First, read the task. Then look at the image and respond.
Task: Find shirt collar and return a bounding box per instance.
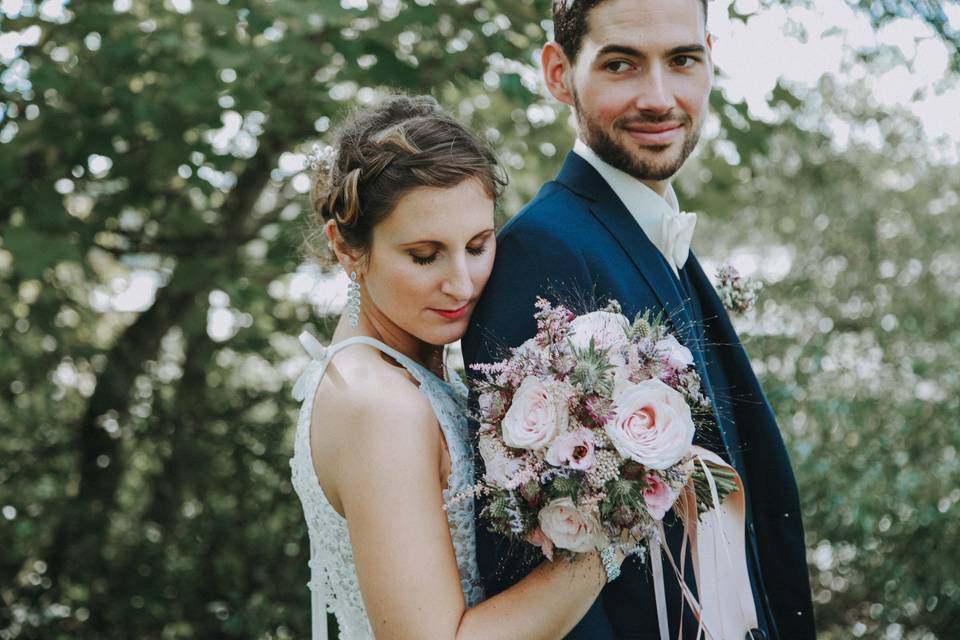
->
[572,138,681,249]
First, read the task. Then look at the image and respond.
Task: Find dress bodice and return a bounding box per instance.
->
[289,333,483,640]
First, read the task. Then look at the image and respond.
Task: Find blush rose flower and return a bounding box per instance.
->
[538,497,608,553]
[655,334,694,371]
[568,311,630,353]
[642,473,677,521]
[605,378,696,470]
[545,428,596,470]
[478,433,523,486]
[501,376,568,450]
[525,527,555,561]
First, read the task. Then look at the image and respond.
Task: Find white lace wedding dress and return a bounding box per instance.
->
[290,332,484,640]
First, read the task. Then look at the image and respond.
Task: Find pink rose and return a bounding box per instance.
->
[501,376,568,450]
[655,334,694,371]
[642,473,677,521]
[605,378,695,470]
[568,311,630,353]
[545,428,596,470]
[538,497,608,553]
[478,433,523,487]
[525,527,555,561]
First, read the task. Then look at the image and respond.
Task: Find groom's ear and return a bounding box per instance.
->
[541,42,575,107]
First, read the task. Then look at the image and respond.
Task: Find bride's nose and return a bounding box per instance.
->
[440,253,473,301]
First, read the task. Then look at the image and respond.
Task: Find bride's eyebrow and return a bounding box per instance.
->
[397,239,445,249]
[470,228,496,241]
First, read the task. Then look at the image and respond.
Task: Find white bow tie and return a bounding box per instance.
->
[660,210,697,273]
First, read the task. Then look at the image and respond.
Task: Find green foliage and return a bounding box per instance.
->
[601,478,645,516]
[690,461,739,516]
[546,474,583,501]
[680,69,960,638]
[1,0,958,639]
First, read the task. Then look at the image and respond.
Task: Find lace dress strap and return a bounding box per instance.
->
[294,332,433,395]
[324,334,430,376]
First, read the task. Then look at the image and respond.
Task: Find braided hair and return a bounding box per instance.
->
[306,95,506,265]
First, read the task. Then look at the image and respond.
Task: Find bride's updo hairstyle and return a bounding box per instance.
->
[307,95,506,265]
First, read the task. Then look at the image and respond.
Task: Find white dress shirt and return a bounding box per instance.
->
[573,138,696,278]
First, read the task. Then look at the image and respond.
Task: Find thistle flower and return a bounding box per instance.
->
[715,264,762,315]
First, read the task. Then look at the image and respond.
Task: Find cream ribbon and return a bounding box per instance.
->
[649,445,758,640]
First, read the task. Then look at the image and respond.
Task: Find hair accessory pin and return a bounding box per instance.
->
[308,143,336,173]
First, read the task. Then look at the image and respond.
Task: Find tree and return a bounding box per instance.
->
[1,0,957,637]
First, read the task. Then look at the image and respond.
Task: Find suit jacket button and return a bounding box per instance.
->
[745,630,767,640]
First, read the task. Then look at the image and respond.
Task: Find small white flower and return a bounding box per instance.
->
[478,434,523,487]
[568,311,630,353]
[655,334,694,371]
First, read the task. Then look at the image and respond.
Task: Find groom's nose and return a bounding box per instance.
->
[633,65,674,113]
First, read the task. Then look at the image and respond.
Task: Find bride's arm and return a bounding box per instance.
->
[332,381,612,640]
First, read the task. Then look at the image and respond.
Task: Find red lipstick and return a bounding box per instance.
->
[432,304,469,321]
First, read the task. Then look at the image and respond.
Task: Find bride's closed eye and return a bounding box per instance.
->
[466,243,488,257]
[410,252,439,265]
[409,241,489,266]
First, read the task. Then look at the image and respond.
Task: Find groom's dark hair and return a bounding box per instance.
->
[552,0,708,62]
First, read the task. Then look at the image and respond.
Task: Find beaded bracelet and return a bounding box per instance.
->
[600,544,621,583]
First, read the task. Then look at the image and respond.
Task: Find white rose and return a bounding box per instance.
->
[501,376,568,450]
[568,311,630,353]
[605,378,695,470]
[478,391,505,422]
[655,334,694,371]
[478,433,523,487]
[538,497,608,553]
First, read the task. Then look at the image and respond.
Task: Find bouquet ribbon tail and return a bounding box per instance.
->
[650,446,759,640]
[648,446,758,640]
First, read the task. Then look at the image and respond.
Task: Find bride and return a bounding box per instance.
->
[290,95,625,640]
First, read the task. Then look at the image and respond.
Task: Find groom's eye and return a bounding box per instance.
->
[672,55,698,68]
[604,60,633,74]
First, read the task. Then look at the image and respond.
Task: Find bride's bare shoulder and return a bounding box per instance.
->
[310,349,437,445]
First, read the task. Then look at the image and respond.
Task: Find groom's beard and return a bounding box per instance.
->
[574,93,703,182]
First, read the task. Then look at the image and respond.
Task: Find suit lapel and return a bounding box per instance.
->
[679,258,736,458]
[555,153,699,352]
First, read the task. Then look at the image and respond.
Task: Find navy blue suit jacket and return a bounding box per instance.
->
[462,153,816,639]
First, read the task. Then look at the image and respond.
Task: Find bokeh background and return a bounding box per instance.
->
[1,0,959,638]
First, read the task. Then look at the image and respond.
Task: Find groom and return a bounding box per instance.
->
[463,0,815,638]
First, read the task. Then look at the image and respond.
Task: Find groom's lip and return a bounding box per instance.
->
[623,122,683,145]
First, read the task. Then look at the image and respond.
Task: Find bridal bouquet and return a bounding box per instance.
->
[470,298,738,561]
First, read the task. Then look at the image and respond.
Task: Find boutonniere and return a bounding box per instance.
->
[715,264,762,315]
